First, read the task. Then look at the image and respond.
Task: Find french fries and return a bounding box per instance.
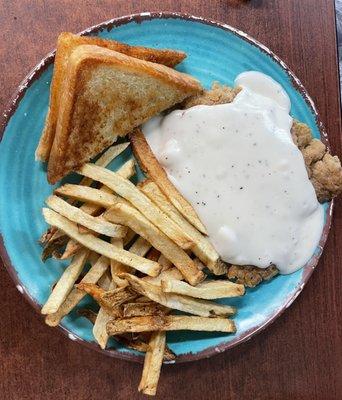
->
[41,248,89,314]
[138,332,166,396]
[130,128,207,234]
[78,163,193,250]
[120,273,236,317]
[161,279,245,299]
[104,202,205,286]
[123,302,169,318]
[77,283,137,316]
[59,159,136,259]
[39,138,243,396]
[93,236,152,349]
[107,315,236,335]
[139,179,227,274]
[55,184,120,208]
[45,255,110,326]
[42,209,161,277]
[46,195,127,238]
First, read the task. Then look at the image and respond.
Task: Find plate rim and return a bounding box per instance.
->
[0,11,333,364]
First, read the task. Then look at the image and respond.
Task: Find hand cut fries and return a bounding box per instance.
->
[107,315,236,335]
[55,184,120,208]
[41,248,89,314]
[93,235,152,349]
[139,179,227,275]
[58,159,136,260]
[104,202,205,286]
[78,163,193,250]
[123,302,169,318]
[43,209,161,277]
[138,332,166,396]
[120,273,236,317]
[77,283,138,316]
[161,279,245,299]
[45,255,110,326]
[46,195,127,238]
[130,128,207,234]
[39,138,244,396]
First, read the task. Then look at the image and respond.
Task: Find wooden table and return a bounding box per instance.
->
[0,1,341,399]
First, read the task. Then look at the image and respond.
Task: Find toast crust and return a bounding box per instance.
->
[47,45,202,183]
[36,32,186,162]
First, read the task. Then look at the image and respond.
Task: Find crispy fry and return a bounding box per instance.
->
[77,283,137,316]
[46,195,127,238]
[161,279,245,299]
[41,232,68,261]
[39,226,60,245]
[41,145,131,252]
[115,334,150,354]
[79,142,130,187]
[138,331,166,396]
[139,179,226,275]
[77,308,98,325]
[121,273,235,317]
[55,184,120,208]
[45,255,110,326]
[93,236,151,348]
[105,203,204,286]
[143,267,184,285]
[59,159,136,259]
[60,239,81,260]
[123,302,169,318]
[130,128,207,234]
[108,315,236,335]
[41,248,89,314]
[78,163,192,249]
[43,209,161,277]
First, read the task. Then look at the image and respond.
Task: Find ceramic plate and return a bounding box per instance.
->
[0,12,333,363]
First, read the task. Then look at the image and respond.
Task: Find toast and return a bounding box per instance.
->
[36,32,186,162]
[47,45,202,184]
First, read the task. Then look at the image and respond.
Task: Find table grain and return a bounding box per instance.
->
[0,1,341,399]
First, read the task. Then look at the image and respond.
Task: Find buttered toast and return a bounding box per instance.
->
[47,44,202,184]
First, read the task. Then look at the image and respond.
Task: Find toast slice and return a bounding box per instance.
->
[36,32,186,162]
[47,44,202,184]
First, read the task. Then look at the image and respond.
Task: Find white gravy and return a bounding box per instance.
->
[142,71,324,274]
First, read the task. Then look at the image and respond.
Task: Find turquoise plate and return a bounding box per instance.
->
[0,13,333,363]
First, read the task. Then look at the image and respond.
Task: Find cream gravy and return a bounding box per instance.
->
[142,71,324,274]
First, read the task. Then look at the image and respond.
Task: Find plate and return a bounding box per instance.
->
[0,12,333,363]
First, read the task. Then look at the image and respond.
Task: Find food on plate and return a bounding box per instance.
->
[34,33,342,396]
[35,32,186,163]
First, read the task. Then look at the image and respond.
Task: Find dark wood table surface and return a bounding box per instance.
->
[0,1,341,399]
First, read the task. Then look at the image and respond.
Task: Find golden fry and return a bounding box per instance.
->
[107,315,236,335]
[78,163,192,249]
[120,273,235,317]
[41,248,89,314]
[104,203,204,286]
[45,255,110,326]
[43,208,161,277]
[138,331,166,396]
[161,279,245,299]
[140,179,226,275]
